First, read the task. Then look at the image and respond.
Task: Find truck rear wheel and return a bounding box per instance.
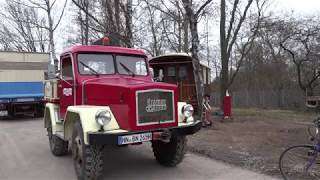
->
[47,121,68,156]
[152,135,187,167]
[72,121,104,180]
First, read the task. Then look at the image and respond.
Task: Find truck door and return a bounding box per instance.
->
[58,56,74,119]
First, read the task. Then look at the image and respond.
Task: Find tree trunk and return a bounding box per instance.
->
[84,0,89,45]
[183,14,189,53]
[124,0,133,47]
[46,0,56,62]
[219,0,228,110]
[182,0,204,118]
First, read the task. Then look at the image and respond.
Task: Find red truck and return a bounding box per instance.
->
[44,44,201,180]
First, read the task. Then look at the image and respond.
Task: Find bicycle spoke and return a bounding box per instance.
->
[279,145,320,180]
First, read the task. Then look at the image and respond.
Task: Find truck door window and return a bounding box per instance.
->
[61,58,73,80]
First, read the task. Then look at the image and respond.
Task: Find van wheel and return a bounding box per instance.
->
[72,121,104,180]
[152,135,187,167]
[47,121,68,156]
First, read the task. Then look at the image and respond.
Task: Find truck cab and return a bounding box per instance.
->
[44,45,201,180]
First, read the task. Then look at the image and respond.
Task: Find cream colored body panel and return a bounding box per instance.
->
[45,102,195,145]
[64,105,120,144]
[44,80,59,100]
[44,103,63,134]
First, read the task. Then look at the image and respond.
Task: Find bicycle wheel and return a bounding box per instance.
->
[279,145,320,180]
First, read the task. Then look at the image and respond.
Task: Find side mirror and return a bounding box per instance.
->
[55,73,61,79]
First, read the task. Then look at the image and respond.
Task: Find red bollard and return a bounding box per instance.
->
[223,95,232,119]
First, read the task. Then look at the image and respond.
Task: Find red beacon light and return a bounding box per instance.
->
[102,36,110,46]
[91,36,110,46]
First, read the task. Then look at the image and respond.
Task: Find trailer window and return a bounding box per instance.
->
[167,66,175,77]
[178,66,187,79]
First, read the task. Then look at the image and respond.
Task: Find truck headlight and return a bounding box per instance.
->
[182,104,194,118]
[95,110,112,126]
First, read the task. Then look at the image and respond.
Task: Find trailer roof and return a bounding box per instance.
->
[62,45,146,56]
[149,53,210,69]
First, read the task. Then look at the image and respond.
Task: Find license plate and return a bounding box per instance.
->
[0,110,8,116]
[118,132,152,145]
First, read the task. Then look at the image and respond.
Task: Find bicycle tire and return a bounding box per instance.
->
[279,144,320,180]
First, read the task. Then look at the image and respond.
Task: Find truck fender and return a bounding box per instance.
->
[44,103,62,134]
[64,106,120,145]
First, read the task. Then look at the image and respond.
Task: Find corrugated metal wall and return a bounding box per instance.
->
[0,51,49,82]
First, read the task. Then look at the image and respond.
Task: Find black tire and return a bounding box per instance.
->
[152,135,187,167]
[35,106,44,118]
[72,121,104,180]
[279,144,320,180]
[47,121,68,156]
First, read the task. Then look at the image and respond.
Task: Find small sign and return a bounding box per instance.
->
[63,88,72,96]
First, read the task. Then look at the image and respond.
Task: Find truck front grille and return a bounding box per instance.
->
[136,89,174,126]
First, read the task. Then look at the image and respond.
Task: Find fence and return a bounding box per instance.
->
[211,89,306,110]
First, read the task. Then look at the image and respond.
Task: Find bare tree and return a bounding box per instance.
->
[219,0,267,109]
[182,0,213,117]
[279,17,320,95]
[6,0,67,60]
[72,0,133,47]
[74,0,90,45]
[0,0,50,52]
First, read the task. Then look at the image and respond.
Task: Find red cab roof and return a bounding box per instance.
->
[62,45,146,56]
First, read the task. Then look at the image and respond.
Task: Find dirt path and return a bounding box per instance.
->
[188,109,318,177]
[0,116,279,180]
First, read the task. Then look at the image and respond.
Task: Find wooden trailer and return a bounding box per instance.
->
[149,53,211,112]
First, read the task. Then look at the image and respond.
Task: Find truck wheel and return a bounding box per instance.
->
[72,121,104,180]
[152,135,187,167]
[47,121,68,156]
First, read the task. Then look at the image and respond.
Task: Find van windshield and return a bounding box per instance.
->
[77,54,147,76]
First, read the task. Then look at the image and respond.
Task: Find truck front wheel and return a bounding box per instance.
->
[72,121,104,180]
[47,121,68,156]
[152,135,187,167]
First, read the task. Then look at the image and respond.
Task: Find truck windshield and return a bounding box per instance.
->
[78,54,115,75]
[116,55,147,76]
[77,54,147,76]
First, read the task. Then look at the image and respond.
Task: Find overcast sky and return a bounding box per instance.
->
[1,0,319,54]
[274,0,320,15]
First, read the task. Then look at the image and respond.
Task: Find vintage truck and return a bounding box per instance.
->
[44,45,201,180]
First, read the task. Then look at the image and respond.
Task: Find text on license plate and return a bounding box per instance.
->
[118,132,152,145]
